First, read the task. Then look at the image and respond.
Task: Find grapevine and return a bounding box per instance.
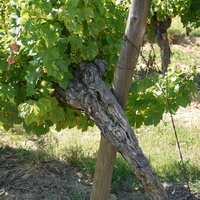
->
[0,0,198,133]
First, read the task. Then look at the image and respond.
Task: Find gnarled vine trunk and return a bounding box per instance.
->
[91,1,152,199]
[53,59,169,199]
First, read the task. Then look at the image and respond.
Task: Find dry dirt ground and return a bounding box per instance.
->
[0,148,200,200]
[1,37,200,200]
[0,137,200,200]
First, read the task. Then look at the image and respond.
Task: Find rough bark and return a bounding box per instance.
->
[53,59,169,199]
[151,14,172,74]
[91,1,152,199]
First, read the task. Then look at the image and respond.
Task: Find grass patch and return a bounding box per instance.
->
[191,28,200,37]
[171,49,199,65]
[1,113,200,193]
[112,154,137,194]
[169,16,200,37]
[62,142,97,178]
[68,191,87,200]
[169,16,186,35]
[140,41,200,74]
[137,120,200,190]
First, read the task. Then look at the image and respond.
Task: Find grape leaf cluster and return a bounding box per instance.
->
[0,0,127,134]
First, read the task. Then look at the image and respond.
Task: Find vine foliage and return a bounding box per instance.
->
[150,0,200,33]
[0,0,126,134]
[0,0,198,135]
[127,66,197,128]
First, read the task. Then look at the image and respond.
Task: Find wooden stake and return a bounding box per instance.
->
[90,136,116,200]
[91,0,151,199]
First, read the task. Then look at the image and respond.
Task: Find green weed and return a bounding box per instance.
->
[111,153,137,194]
[137,120,200,190]
[68,192,85,200]
[62,143,97,178]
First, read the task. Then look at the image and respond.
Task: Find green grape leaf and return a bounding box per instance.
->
[23,122,50,136]
[88,25,99,36]
[25,67,41,85]
[42,1,52,14]
[128,112,144,128]
[81,41,98,60]
[95,17,106,32]
[68,35,83,49]
[33,123,50,136]
[26,85,35,97]
[82,7,94,21]
[50,107,65,123]
[176,95,188,108]
[38,98,53,112]
[38,23,59,47]
[67,0,79,8]
[144,107,163,126]
[58,72,73,89]
[64,19,83,33]
[1,85,16,100]
[24,113,35,126]
[93,0,105,15]
[66,7,77,19]
[55,59,69,72]
[42,47,60,65]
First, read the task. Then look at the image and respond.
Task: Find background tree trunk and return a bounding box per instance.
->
[151,14,172,74]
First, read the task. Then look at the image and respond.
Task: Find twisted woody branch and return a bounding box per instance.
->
[53,59,168,199]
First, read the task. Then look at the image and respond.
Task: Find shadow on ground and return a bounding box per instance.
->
[0,145,92,200]
[0,146,200,200]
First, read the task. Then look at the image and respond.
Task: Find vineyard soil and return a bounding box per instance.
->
[0,140,200,200]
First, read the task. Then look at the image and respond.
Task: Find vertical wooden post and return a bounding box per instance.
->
[91,0,151,199]
[90,137,116,200]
